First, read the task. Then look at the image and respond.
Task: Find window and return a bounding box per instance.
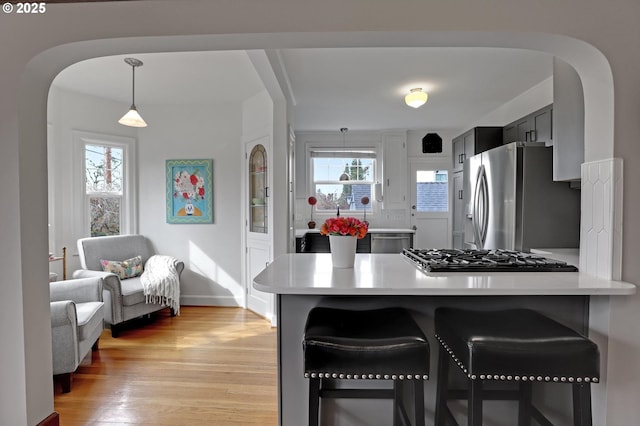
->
[415,170,449,212]
[85,144,124,236]
[311,150,376,213]
[75,131,136,238]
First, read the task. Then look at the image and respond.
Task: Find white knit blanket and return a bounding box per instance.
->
[141,255,180,315]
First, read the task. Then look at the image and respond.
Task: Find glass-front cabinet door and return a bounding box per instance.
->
[249,144,268,233]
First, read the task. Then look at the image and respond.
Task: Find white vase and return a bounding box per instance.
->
[329,235,357,268]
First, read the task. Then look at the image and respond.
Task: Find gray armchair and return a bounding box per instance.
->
[74,234,184,337]
[50,277,104,393]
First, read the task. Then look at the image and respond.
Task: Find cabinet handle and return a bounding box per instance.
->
[265,187,269,198]
[458,190,463,200]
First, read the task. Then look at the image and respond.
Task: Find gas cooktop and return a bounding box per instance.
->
[401,248,579,273]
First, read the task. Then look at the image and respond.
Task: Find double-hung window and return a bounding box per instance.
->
[85,144,124,236]
[310,150,376,213]
[76,131,136,237]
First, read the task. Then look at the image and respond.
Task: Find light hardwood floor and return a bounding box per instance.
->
[53,306,278,425]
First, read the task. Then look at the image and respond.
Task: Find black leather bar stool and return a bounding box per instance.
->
[434,307,600,426]
[303,307,430,426]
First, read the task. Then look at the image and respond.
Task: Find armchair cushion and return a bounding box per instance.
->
[76,301,104,341]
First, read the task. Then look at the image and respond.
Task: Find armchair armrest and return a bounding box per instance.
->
[50,300,77,327]
[175,260,185,276]
[50,277,103,304]
[50,300,80,375]
[73,270,124,325]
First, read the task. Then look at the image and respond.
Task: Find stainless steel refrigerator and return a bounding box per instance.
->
[464,142,580,251]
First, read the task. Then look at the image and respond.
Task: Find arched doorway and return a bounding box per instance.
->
[19,31,615,422]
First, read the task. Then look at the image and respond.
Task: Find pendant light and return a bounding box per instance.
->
[339,127,350,181]
[118,58,147,128]
[405,88,428,108]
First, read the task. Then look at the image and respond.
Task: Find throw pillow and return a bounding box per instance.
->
[100,256,144,280]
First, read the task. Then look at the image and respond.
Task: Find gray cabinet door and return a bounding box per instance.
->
[504,118,529,143]
[531,106,553,146]
[463,130,475,164]
[504,105,553,145]
[452,135,465,173]
[503,123,517,144]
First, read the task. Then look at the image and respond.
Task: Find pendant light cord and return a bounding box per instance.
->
[131,65,136,108]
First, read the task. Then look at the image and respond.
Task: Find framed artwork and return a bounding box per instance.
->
[166,159,213,224]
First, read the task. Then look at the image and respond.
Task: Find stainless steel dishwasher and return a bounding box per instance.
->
[370,233,413,253]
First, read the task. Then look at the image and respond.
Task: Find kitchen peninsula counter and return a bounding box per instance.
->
[254,254,635,426]
[254,253,634,296]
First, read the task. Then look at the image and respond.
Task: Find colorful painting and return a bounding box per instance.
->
[166,159,213,224]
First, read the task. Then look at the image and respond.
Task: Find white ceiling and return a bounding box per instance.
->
[52,47,553,132]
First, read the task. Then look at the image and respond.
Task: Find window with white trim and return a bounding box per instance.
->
[75,131,136,237]
[311,150,376,213]
[84,144,124,236]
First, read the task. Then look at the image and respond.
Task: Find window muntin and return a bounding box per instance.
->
[311,152,375,212]
[415,170,449,212]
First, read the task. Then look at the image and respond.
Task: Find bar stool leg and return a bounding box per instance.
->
[393,379,403,426]
[434,346,450,426]
[414,380,425,426]
[309,377,320,426]
[518,381,532,426]
[572,383,593,426]
[468,379,483,426]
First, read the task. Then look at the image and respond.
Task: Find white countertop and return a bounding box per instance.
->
[296,228,414,237]
[253,253,636,296]
[530,248,580,267]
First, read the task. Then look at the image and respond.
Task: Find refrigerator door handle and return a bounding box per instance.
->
[472,166,482,248]
[479,169,489,246]
[472,165,489,249]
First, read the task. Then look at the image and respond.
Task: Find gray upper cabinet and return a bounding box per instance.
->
[452,135,465,173]
[531,106,553,146]
[452,127,503,173]
[503,104,553,146]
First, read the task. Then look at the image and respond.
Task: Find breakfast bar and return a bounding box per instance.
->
[253,253,635,425]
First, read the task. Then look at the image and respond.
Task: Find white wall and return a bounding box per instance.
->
[47,88,138,271]
[47,89,248,307]
[138,102,245,306]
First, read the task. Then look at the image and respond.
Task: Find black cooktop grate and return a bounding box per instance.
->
[401,248,578,272]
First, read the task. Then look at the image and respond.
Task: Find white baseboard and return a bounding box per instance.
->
[180,295,242,307]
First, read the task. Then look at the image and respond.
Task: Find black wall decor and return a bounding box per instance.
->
[422,133,443,153]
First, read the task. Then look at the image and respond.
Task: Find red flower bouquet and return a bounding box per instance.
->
[320,216,368,239]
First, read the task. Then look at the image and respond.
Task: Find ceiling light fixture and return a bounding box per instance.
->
[339,127,350,181]
[118,58,147,128]
[405,88,428,108]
